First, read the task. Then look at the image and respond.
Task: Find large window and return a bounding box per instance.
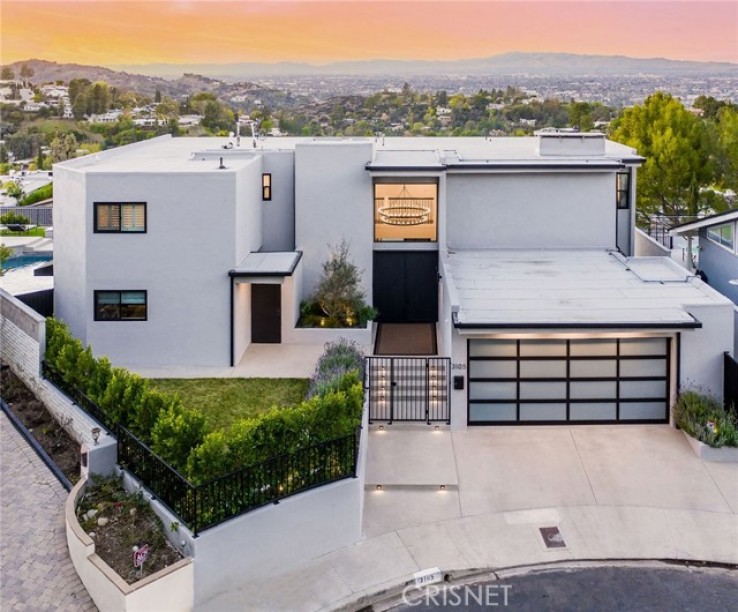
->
[94,290,147,321]
[706,222,734,250]
[616,172,630,209]
[94,202,146,233]
[374,181,438,242]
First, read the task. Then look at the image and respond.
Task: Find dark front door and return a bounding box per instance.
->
[251,284,281,343]
[373,251,438,323]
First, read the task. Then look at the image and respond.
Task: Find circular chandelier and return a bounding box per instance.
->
[377,185,432,226]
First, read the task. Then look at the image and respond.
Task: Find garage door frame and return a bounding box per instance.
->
[467,336,672,425]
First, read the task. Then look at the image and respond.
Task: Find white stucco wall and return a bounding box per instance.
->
[53,165,89,343]
[81,164,258,367]
[235,156,263,264]
[680,303,734,399]
[261,150,296,252]
[294,141,374,302]
[445,172,616,249]
[233,282,251,364]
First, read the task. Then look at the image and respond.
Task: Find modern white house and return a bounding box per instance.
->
[53,132,735,427]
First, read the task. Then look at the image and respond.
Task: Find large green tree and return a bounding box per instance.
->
[610,92,718,221]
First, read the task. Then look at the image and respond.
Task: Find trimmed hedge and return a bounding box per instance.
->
[44,320,365,482]
[20,182,53,206]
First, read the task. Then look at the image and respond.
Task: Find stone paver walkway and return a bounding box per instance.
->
[0,411,95,612]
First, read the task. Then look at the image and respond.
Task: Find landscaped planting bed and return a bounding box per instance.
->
[0,365,80,483]
[76,475,183,583]
[148,377,309,431]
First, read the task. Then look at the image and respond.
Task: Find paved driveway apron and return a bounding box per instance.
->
[0,411,96,611]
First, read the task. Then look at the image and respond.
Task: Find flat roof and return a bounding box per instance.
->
[445,249,730,329]
[229,251,301,277]
[56,134,641,174]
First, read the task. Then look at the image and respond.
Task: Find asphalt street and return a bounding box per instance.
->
[395,564,738,611]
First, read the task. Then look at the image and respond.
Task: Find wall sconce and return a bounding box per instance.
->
[91,427,101,445]
[376,485,383,491]
[439,485,446,491]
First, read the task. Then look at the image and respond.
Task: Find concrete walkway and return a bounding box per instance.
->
[0,411,96,612]
[205,425,738,611]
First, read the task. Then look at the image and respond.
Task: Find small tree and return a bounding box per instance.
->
[312,240,368,325]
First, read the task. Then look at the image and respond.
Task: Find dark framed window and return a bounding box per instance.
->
[706,222,735,250]
[262,173,272,201]
[616,172,630,209]
[94,290,147,321]
[94,202,146,233]
[374,179,438,242]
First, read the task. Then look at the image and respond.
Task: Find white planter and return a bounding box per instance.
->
[66,478,194,612]
[283,321,373,346]
[682,431,738,463]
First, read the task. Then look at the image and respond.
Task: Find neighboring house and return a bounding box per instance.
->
[53,132,734,428]
[670,210,738,305]
[671,210,738,354]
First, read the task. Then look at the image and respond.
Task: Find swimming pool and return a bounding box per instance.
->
[2,253,53,271]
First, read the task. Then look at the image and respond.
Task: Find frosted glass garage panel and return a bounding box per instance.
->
[520,340,567,357]
[520,360,566,378]
[570,381,617,399]
[620,402,667,420]
[570,360,617,378]
[520,403,567,421]
[620,380,666,399]
[469,340,517,357]
[570,403,617,421]
[619,338,668,356]
[469,403,517,422]
[520,382,567,400]
[469,361,516,379]
[570,339,617,356]
[620,359,666,378]
[469,382,516,400]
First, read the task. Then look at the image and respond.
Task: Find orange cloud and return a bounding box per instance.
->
[1,2,736,66]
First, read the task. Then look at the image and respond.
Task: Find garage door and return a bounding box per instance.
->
[468,337,670,424]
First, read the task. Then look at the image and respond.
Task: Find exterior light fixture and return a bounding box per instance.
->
[439,485,446,491]
[434,425,440,431]
[91,427,101,445]
[376,485,383,491]
[379,425,384,431]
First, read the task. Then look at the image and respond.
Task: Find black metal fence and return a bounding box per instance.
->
[0,206,53,226]
[41,362,360,535]
[725,352,738,415]
[366,356,451,423]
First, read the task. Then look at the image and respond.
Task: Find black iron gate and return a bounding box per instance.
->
[725,352,738,416]
[366,357,450,423]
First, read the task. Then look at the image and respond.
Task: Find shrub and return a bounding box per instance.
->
[308,338,365,398]
[0,212,31,225]
[674,389,738,448]
[151,403,207,473]
[20,182,52,206]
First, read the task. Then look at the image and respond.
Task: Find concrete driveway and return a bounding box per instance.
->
[363,424,738,537]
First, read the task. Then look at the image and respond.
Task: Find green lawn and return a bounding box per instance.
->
[0,227,46,237]
[148,378,310,431]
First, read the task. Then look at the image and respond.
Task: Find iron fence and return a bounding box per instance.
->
[725,352,738,416]
[41,361,361,535]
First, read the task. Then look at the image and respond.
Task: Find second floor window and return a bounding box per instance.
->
[95,202,146,233]
[616,173,630,209]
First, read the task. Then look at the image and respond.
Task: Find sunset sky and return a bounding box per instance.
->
[1,1,736,67]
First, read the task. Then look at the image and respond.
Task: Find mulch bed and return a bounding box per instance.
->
[1,364,184,583]
[1,365,80,483]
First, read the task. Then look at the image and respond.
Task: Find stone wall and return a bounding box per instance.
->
[1,288,116,473]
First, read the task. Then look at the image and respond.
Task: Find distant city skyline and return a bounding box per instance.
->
[2,1,737,67]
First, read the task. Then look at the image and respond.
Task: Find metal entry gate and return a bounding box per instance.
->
[366,357,451,423]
